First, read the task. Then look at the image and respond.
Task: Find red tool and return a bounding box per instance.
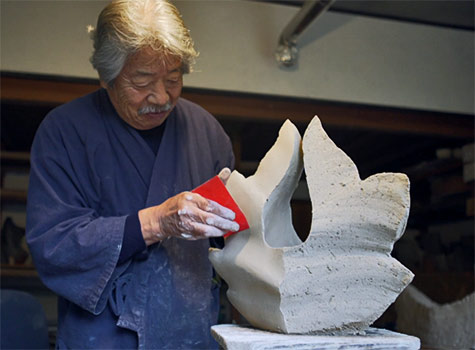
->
[192,176,249,237]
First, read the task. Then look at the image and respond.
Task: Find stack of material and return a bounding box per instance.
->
[395,285,475,349]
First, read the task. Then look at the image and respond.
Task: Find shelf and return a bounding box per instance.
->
[1,264,37,278]
[1,188,28,203]
[412,271,474,304]
[1,151,30,163]
[403,158,463,182]
[1,264,49,290]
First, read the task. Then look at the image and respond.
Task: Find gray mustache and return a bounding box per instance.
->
[138,101,172,115]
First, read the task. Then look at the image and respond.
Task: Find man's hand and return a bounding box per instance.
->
[139,191,239,246]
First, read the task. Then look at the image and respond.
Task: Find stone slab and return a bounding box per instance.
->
[211,324,420,350]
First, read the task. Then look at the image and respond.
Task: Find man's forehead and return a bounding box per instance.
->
[125,49,182,75]
[134,66,181,76]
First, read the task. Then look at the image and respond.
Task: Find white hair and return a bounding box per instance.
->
[89,0,198,86]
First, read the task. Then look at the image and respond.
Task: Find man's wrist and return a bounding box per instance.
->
[139,206,167,245]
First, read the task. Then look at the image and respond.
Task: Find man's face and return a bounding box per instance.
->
[103,47,183,130]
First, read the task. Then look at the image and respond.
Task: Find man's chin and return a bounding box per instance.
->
[135,111,170,130]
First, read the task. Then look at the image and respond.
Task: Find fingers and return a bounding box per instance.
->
[189,193,235,221]
[203,212,239,232]
[206,199,236,221]
[173,192,239,240]
[179,223,226,240]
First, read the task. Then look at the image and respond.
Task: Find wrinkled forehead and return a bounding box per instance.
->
[124,47,183,75]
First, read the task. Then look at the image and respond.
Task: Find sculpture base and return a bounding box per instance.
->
[211,324,420,350]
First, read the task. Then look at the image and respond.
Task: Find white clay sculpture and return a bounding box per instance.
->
[209,116,414,334]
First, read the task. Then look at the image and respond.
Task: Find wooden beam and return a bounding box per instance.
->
[182,90,474,139]
[2,74,473,138]
[1,75,99,105]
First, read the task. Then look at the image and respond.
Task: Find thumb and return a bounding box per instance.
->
[218,167,231,185]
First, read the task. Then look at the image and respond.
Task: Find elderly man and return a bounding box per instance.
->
[26,0,238,348]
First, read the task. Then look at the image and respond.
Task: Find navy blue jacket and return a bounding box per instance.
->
[26,89,234,349]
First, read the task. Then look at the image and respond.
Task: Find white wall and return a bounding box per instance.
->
[1,0,473,115]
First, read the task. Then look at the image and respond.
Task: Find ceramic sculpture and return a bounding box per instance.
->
[209,116,414,334]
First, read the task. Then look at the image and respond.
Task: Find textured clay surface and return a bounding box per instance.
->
[209,116,414,334]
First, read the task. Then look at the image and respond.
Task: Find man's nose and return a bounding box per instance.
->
[147,80,169,105]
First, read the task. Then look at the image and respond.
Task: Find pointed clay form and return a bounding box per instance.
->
[209,116,414,334]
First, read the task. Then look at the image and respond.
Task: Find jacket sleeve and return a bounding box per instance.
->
[26,115,127,315]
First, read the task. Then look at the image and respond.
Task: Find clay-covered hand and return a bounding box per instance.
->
[139,192,239,245]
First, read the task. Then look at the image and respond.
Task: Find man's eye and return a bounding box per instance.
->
[166,77,181,86]
[133,81,150,88]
